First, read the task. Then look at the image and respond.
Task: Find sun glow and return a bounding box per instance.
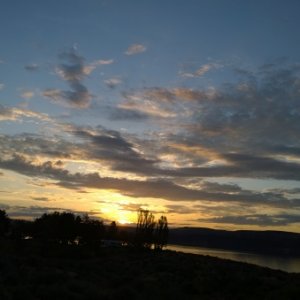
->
[118,219,130,225]
[99,202,135,225]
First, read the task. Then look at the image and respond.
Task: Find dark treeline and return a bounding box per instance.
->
[0,209,168,251]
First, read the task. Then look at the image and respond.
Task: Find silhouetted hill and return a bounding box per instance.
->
[0,239,299,299]
[168,227,300,256]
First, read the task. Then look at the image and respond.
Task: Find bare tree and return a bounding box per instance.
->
[154,216,169,250]
[135,209,155,248]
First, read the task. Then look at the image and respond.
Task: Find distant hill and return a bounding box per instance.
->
[168,227,300,256]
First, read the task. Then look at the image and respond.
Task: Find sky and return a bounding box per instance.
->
[1,0,300,232]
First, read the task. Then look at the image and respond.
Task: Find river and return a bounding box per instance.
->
[166,244,300,273]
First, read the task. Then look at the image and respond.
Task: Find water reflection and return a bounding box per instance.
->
[166,244,300,273]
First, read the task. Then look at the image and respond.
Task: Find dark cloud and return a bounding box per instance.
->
[117,202,148,212]
[200,181,242,193]
[67,125,159,174]
[0,155,70,181]
[0,131,158,176]
[267,188,300,195]
[165,205,196,214]
[2,125,300,184]
[155,153,300,181]
[109,107,150,121]
[43,49,92,108]
[118,64,300,176]
[1,203,102,220]
[0,203,10,210]
[31,197,50,202]
[0,134,74,159]
[57,51,86,81]
[181,64,300,156]
[24,63,39,71]
[1,155,300,208]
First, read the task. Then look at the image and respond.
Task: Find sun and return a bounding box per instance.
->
[118,219,130,225]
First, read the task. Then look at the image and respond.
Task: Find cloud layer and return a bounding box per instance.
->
[1,60,300,229]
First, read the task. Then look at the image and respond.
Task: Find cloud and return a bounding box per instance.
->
[166,204,196,214]
[82,59,114,76]
[94,59,114,65]
[0,203,10,210]
[267,188,300,195]
[0,129,156,174]
[115,87,210,121]
[183,65,300,153]
[24,63,39,71]
[1,154,300,209]
[200,181,242,193]
[118,100,176,119]
[31,197,50,202]
[55,53,113,80]
[109,107,149,121]
[117,202,148,212]
[125,44,146,55]
[118,90,178,119]
[0,83,5,91]
[180,63,220,78]
[67,125,159,173]
[43,85,92,108]
[20,90,35,99]
[2,58,300,229]
[0,105,51,122]
[195,64,215,76]
[0,133,76,160]
[138,64,300,181]
[1,203,102,219]
[161,153,300,181]
[104,77,122,89]
[43,49,93,108]
[0,155,70,181]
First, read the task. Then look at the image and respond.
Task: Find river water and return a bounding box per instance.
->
[166,244,300,273]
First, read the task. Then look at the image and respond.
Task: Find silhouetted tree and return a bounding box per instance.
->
[135,209,155,248]
[107,221,118,240]
[0,209,10,237]
[10,220,34,240]
[154,215,169,250]
[78,214,105,247]
[33,212,80,244]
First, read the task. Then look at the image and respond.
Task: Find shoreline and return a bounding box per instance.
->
[166,244,300,273]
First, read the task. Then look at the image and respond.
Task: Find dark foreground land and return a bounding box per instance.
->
[1,240,300,300]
